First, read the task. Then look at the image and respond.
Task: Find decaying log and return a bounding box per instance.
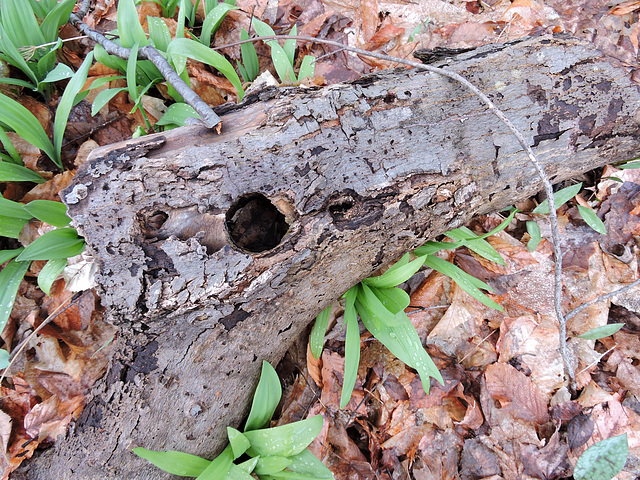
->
[18,35,640,479]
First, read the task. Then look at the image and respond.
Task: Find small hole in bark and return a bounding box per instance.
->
[143,210,168,231]
[226,193,288,252]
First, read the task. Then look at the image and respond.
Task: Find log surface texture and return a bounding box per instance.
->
[17,35,640,479]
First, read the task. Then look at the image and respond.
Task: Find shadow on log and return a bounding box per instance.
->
[17,35,640,479]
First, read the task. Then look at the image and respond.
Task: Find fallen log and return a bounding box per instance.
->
[18,35,640,479]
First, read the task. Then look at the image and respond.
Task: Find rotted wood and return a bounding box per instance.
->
[18,35,640,479]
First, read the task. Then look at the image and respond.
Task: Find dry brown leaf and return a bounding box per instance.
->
[21,171,75,203]
[609,0,640,15]
[484,362,549,424]
[306,343,322,387]
[23,395,84,442]
[576,380,614,408]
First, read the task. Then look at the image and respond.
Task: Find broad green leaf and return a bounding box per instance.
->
[254,456,292,475]
[132,447,211,477]
[235,457,259,474]
[356,298,443,393]
[40,0,76,42]
[574,434,628,480]
[0,249,22,265]
[148,16,172,52]
[533,182,583,214]
[358,283,405,326]
[88,75,125,90]
[156,103,200,127]
[244,415,323,457]
[617,159,640,169]
[167,38,244,100]
[117,0,148,48]
[92,87,127,116]
[578,206,606,234]
[41,62,74,84]
[227,427,250,459]
[0,162,45,183]
[200,3,236,46]
[298,55,315,81]
[423,255,503,311]
[0,24,38,86]
[252,18,295,83]
[0,216,28,238]
[226,464,256,480]
[0,349,8,370]
[445,226,505,265]
[363,253,426,288]
[94,44,127,72]
[24,200,71,227]
[285,449,334,479]
[578,323,624,340]
[37,257,67,295]
[341,286,360,408]
[1,0,45,48]
[0,126,22,164]
[309,305,331,360]
[196,445,233,480]
[369,286,410,314]
[53,52,94,169]
[0,93,56,164]
[126,43,140,101]
[176,0,187,38]
[0,197,32,219]
[414,240,460,256]
[526,220,542,252]
[16,228,85,261]
[284,25,297,66]
[0,258,30,334]
[240,29,259,81]
[244,361,282,432]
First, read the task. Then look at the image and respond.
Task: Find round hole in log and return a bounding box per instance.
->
[225,193,288,252]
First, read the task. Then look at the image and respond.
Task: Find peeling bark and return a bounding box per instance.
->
[17,35,640,479]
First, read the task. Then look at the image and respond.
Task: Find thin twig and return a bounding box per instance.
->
[565,277,640,321]
[67,5,221,128]
[216,34,572,388]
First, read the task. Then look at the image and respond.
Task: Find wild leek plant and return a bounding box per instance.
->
[134,361,334,480]
[311,209,518,408]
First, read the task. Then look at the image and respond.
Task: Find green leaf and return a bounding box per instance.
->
[423,255,503,311]
[0,249,22,265]
[0,92,56,164]
[37,258,67,295]
[235,457,259,474]
[196,445,233,480]
[0,197,32,219]
[298,55,315,81]
[358,283,406,326]
[244,415,323,457]
[133,447,211,477]
[341,286,360,409]
[92,87,127,116]
[0,162,45,183]
[117,0,148,48]
[88,75,125,90]
[577,323,624,340]
[0,258,30,334]
[126,43,140,101]
[284,25,297,66]
[285,449,334,479]
[578,206,606,234]
[533,182,583,214]
[156,103,200,127]
[240,29,259,81]
[0,24,38,86]
[227,427,250,459]
[167,38,244,100]
[309,305,331,360]
[254,456,292,475]
[617,159,640,169]
[445,226,505,265]
[176,0,187,38]
[252,18,295,83]
[0,349,9,370]
[0,126,23,165]
[369,286,410,314]
[200,3,236,46]
[0,216,28,238]
[356,298,443,393]
[526,220,542,252]
[574,434,628,480]
[41,62,74,84]
[244,361,282,432]
[94,44,127,72]
[226,464,256,480]
[24,200,71,227]
[53,51,94,169]
[1,0,45,48]
[16,228,85,261]
[413,240,460,256]
[148,16,172,52]
[363,253,426,288]
[40,0,76,42]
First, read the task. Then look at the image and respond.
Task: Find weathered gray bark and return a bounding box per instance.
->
[18,35,640,479]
